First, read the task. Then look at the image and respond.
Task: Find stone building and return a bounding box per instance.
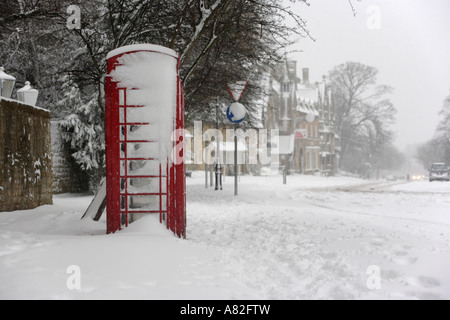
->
[264,59,339,175]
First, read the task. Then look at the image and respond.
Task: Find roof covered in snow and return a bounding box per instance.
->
[297,84,319,105]
[106,44,178,60]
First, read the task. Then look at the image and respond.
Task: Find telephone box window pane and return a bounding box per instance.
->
[128,195,161,211]
[161,195,167,210]
[126,90,146,106]
[120,143,126,158]
[119,108,125,122]
[126,107,158,123]
[121,213,128,226]
[127,160,160,176]
[127,143,159,159]
[121,196,126,210]
[160,181,167,194]
[120,161,125,176]
[128,178,161,194]
[127,125,160,141]
[119,89,125,106]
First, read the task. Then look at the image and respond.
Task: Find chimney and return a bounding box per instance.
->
[302,68,310,84]
[287,60,297,79]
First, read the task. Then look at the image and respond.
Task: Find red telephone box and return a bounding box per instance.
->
[105,44,186,238]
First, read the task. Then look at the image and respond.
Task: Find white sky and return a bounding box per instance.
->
[284,0,450,151]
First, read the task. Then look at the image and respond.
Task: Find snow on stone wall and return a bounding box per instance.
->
[0,99,53,211]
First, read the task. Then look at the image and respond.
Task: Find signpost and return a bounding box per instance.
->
[215,98,222,191]
[227,81,249,103]
[227,82,248,196]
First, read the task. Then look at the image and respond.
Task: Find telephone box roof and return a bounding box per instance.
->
[106,44,178,60]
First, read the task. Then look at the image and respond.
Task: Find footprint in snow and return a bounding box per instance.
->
[384,269,402,281]
[392,256,418,266]
[370,238,386,247]
[407,276,441,289]
[393,250,408,257]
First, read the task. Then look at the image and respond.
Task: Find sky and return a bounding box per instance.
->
[284,0,450,151]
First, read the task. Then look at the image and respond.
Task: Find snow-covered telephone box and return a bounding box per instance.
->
[105,44,186,238]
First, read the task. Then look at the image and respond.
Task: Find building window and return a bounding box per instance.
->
[282,82,290,93]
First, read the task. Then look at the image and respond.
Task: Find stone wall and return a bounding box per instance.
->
[0,99,53,211]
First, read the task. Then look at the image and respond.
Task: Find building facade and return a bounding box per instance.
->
[264,59,339,175]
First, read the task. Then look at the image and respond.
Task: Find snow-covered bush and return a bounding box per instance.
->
[58,81,105,192]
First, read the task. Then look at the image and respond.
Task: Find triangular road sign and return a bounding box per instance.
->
[227,81,248,102]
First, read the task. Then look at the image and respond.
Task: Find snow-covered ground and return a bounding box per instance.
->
[1,173,449,300]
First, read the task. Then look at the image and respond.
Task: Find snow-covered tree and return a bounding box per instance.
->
[436,95,450,148]
[60,0,312,189]
[328,62,397,174]
[0,0,81,116]
[57,79,105,192]
[417,95,450,168]
[2,0,312,190]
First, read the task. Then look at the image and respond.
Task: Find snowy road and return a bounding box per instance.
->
[187,174,450,300]
[0,174,449,300]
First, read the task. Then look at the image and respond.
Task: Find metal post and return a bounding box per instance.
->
[205,163,208,188]
[234,124,238,196]
[205,142,208,188]
[215,100,220,190]
[210,165,213,187]
[219,166,223,190]
[215,164,219,191]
